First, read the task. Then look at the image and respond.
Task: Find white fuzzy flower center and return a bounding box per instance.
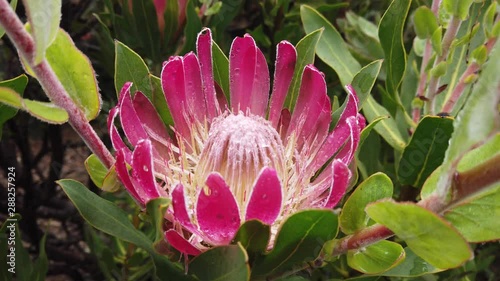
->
[195,113,286,203]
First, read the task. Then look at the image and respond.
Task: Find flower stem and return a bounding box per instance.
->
[441,36,499,113]
[412,0,442,124]
[330,153,500,256]
[425,16,462,114]
[0,0,114,168]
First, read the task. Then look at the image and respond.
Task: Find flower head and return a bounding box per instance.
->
[109,28,365,256]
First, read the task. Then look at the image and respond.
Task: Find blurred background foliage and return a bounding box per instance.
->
[0,0,499,280]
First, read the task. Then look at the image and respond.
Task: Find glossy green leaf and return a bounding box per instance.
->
[212,40,230,101]
[378,0,411,97]
[414,6,439,39]
[85,154,107,188]
[301,5,361,86]
[445,182,500,243]
[285,28,323,110]
[0,86,68,123]
[24,0,61,64]
[145,197,170,242]
[382,247,442,277]
[436,31,500,199]
[366,201,472,268]
[24,27,101,120]
[443,0,475,20]
[57,179,188,279]
[340,173,393,234]
[0,75,27,139]
[0,0,17,38]
[398,116,454,188]
[115,40,152,99]
[352,60,383,109]
[252,210,338,278]
[362,95,406,151]
[189,244,250,281]
[233,220,270,255]
[347,240,405,274]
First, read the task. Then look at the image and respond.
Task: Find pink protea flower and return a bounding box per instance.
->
[108,28,365,256]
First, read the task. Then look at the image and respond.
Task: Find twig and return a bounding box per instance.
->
[0,0,114,168]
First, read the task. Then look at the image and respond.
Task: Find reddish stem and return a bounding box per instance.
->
[0,0,114,168]
[441,36,498,113]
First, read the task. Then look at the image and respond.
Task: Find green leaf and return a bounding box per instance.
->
[15,222,33,281]
[443,0,475,20]
[101,165,121,192]
[378,0,411,97]
[362,95,406,151]
[212,40,230,101]
[180,0,203,53]
[23,27,101,120]
[30,232,48,281]
[436,31,500,199]
[145,197,170,242]
[24,0,61,64]
[57,179,188,279]
[398,116,454,188]
[0,86,68,123]
[150,74,174,128]
[131,0,161,61]
[85,154,108,188]
[162,0,178,45]
[115,40,152,99]
[0,0,17,39]
[340,173,393,234]
[414,6,439,39]
[366,201,472,269]
[430,27,443,55]
[233,220,270,255]
[285,28,323,110]
[347,240,405,274]
[301,5,361,86]
[352,60,383,109]
[382,247,442,277]
[252,210,338,278]
[471,44,488,65]
[0,75,27,139]
[444,181,500,242]
[188,244,250,281]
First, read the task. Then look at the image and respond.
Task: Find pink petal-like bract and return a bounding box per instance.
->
[245,168,283,225]
[111,28,366,254]
[196,173,241,245]
[269,41,297,128]
[165,230,201,256]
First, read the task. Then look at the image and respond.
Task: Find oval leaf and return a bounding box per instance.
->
[366,201,472,269]
[340,172,393,234]
[114,40,152,99]
[85,154,107,188]
[398,116,454,188]
[382,247,442,277]
[347,240,405,274]
[0,74,27,139]
[362,95,406,151]
[285,28,323,110]
[252,210,338,278]
[378,0,411,96]
[188,244,250,281]
[24,0,61,64]
[301,5,361,86]
[0,86,68,123]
